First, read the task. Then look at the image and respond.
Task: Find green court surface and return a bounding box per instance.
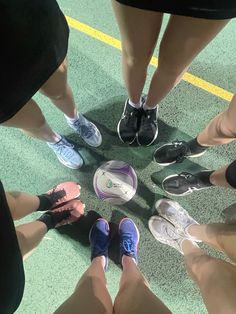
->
[1,1,236,313]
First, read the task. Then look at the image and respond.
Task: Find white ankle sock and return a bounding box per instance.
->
[143,103,158,111]
[65,112,80,123]
[128,99,142,109]
[47,133,62,144]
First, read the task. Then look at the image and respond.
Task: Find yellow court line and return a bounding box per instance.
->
[66,16,233,102]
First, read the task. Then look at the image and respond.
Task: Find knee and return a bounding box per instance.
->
[123,46,153,69]
[185,255,226,283]
[215,112,236,139]
[158,46,188,79]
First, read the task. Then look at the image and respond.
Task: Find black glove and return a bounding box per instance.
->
[37,210,71,230]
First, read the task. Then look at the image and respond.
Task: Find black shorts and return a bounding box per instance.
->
[0,181,25,314]
[115,0,236,19]
[0,0,69,123]
[226,160,236,188]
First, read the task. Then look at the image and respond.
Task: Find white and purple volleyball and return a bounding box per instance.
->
[93,160,137,205]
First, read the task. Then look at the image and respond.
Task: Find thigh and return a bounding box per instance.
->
[112,0,163,60]
[158,15,229,71]
[40,58,68,99]
[1,99,45,129]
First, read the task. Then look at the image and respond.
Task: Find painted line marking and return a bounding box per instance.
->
[66,16,233,102]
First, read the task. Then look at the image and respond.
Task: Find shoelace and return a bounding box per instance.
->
[122,234,135,255]
[48,188,66,204]
[141,110,157,131]
[73,119,94,139]
[170,140,188,163]
[54,139,75,158]
[125,110,140,128]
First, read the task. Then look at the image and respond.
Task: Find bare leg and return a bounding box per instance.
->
[6,191,40,220]
[1,99,59,142]
[145,16,229,107]
[187,223,236,263]
[114,256,171,314]
[54,256,113,314]
[197,93,236,146]
[112,1,163,103]
[183,240,236,314]
[209,165,232,188]
[40,59,78,119]
[16,221,47,259]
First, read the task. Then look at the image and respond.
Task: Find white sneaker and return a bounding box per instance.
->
[155,199,201,242]
[148,216,198,254]
[66,113,102,147]
[47,136,83,169]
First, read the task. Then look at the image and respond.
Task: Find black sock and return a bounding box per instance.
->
[37,210,71,230]
[197,170,215,187]
[187,137,209,155]
[37,194,53,211]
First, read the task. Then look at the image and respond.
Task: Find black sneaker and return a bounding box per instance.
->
[117,99,142,144]
[153,140,206,166]
[137,106,158,146]
[162,172,212,196]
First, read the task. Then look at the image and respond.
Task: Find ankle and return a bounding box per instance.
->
[197,170,215,187]
[128,98,142,109]
[187,137,209,154]
[92,256,106,269]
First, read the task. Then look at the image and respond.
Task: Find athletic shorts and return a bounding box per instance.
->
[115,0,236,19]
[225,160,236,189]
[0,181,25,314]
[0,0,69,123]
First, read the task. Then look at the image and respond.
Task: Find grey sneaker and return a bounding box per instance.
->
[67,113,102,147]
[155,199,201,242]
[148,216,189,254]
[47,137,83,169]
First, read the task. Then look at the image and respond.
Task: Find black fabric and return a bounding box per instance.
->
[225,160,236,188]
[37,210,71,230]
[0,0,69,123]
[115,0,236,19]
[37,194,53,211]
[188,137,208,155]
[0,181,25,314]
[197,170,214,187]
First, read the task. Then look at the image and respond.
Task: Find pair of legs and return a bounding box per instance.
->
[2,59,76,143]
[55,218,171,314]
[6,181,83,258]
[113,1,229,107]
[113,1,229,146]
[1,59,102,169]
[149,199,236,313]
[154,93,236,195]
[55,256,170,314]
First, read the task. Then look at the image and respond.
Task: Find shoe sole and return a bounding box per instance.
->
[119,217,140,245]
[162,171,212,196]
[57,155,83,169]
[153,145,206,166]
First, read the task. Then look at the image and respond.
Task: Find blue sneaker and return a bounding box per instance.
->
[89,218,110,271]
[119,218,140,265]
[47,136,83,169]
[66,113,102,147]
